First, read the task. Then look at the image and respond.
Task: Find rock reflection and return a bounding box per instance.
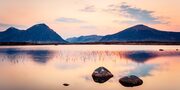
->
[0,48,54,64]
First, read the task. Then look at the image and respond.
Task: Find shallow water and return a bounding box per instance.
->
[0,45,180,90]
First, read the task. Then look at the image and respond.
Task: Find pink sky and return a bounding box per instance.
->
[0,0,180,39]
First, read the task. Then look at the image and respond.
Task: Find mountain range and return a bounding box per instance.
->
[66,35,103,43]
[0,23,67,44]
[0,24,180,44]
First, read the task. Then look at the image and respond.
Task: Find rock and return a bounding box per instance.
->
[119,75,143,87]
[92,67,113,83]
[159,49,164,51]
[63,83,70,86]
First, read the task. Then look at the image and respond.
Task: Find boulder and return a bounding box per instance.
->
[92,67,113,83]
[119,75,143,87]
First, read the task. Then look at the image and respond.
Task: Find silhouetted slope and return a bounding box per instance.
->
[0,23,67,44]
[100,24,180,42]
[66,35,103,43]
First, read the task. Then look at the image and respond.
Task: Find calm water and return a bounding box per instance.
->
[0,45,180,90]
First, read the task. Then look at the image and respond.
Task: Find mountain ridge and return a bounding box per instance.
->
[100,24,180,42]
[0,23,67,43]
[1,24,180,45]
[66,35,103,43]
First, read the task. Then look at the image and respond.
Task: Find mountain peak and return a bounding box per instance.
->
[6,27,20,32]
[27,23,51,31]
[7,27,18,30]
[128,24,153,31]
[134,24,147,27]
[34,23,49,27]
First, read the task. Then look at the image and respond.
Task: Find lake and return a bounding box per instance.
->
[0,45,180,90]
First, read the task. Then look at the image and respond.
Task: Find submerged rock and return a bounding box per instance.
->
[63,83,70,86]
[119,75,143,87]
[159,49,164,51]
[92,67,113,83]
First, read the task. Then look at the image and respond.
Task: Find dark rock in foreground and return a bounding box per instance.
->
[92,67,113,83]
[119,75,143,87]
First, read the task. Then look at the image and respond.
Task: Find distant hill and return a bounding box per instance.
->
[66,35,103,43]
[100,24,180,42]
[0,23,67,44]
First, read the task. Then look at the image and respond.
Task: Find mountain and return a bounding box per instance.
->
[66,35,103,43]
[0,23,67,44]
[100,24,180,42]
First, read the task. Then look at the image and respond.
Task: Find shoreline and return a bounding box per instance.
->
[0,42,180,46]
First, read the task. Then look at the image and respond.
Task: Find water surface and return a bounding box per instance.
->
[0,45,180,90]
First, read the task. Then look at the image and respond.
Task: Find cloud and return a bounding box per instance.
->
[108,3,168,24]
[80,5,96,12]
[80,25,97,29]
[56,17,85,23]
[113,20,140,25]
[127,64,158,77]
[120,4,162,24]
[0,23,24,27]
[0,23,25,30]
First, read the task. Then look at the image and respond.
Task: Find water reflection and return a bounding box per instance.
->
[126,64,158,77]
[55,50,180,64]
[0,45,180,90]
[0,48,54,64]
[125,51,157,63]
[125,51,180,63]
[0,48,180,64]
[27,50,53,64]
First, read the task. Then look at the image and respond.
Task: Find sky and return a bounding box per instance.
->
[0,0,180,39]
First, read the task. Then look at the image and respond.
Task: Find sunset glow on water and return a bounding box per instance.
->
[0,45,179,90]
[1,0,180,90]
